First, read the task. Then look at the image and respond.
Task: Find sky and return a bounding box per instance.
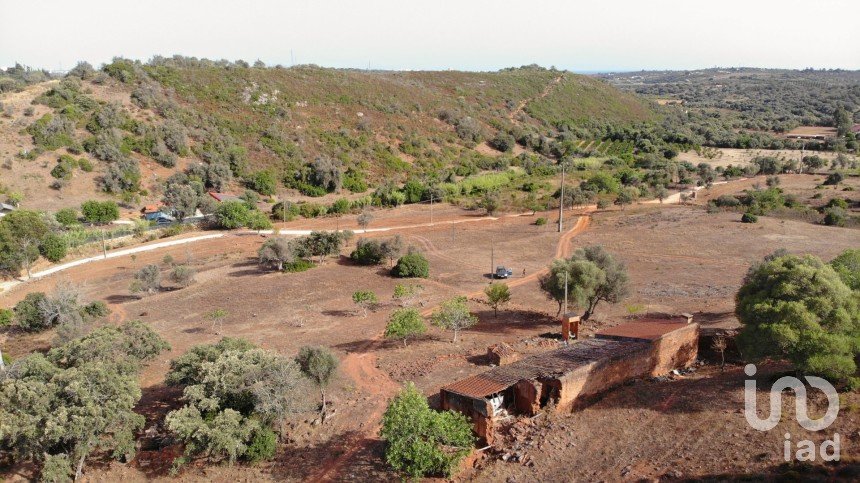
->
[2,0,859,72]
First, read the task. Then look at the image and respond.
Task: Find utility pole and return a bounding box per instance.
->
[563,271,569,315]
[558,161,565,233]
[101,228,107,259]
[430,193,434,225]
[490,235,495,280]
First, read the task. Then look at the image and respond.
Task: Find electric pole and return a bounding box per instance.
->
[101,228,107,259]
[490,235,495,280]
[558,161,565,233]
[430,193,434,225]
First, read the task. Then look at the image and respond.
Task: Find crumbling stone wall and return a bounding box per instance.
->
[650,323,699,376]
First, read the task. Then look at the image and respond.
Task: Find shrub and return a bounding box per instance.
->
[170,265,197,287]
[215,201,251,229]
[308,157,343,192]
[13,292,49,331]
[100,158,141,193]
[715,195,741,207]
[741,212,758,223]
[489,132,515,152]
[55,208,79,227]
[82,300,110,318]
[823,172,844,186]
[0,308,13,327]
[246,210,273,230]
[248,170,277,196]
[352,290,378,317]
[81,200,119,224]
[39,233,68,262]
[380,382,473,478]
[534,217,547,226]
[822,207,846,227]
[130,264,161,294]
[244,427,278,463]
[284,259,315,272]
[392,252,429,278]
[329,198,351,215]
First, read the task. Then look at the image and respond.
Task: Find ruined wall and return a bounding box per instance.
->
[513,379,542,416]
[551,343,654,412]
[650,323,699,376]
[441,390,494,444]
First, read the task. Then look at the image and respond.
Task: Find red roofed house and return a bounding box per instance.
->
[208,192,241,203]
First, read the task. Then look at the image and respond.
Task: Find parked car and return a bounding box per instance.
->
[494,266,513,279]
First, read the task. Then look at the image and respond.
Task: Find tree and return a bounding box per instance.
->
[484,283,511,317]
[393,283,423,307]
[296,346,338,419]
[654,185,669,203]
[37,282,85,341]
[712,334,728,371]
[170,265,196,287]
[0,209,50,278]
[293,231,348,264]
[480,190,501,216]
[206,308,228,334]
[130,264,161,295]
[13,291,49,331]
[81,200,119,224]
[248,170,277,196]
[830,249,860,291]
[539,245,630,319]
[430,296,477,342]
[309,157,343,192]
[352,290,378,317]
[0,322,168,481]
[380,382,473,478]
[258,237,296,271]
[834,105,852,137]
[162,183,199,221]
[392,252,429,278]
[385,309,426,347]
[615,187,639,210]
[357,211,373,232]
[350,236,402,266]
[736,253,860,382]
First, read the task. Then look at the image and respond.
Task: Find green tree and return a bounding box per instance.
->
[162,183,199,221]
[80,200,119,224]
[430,296,477,342]
[295,346,338,418]
[357,211,373,232]
[352,290,378,317]
[0,209,50,278]
[54,208,79,227]
[393,283,423,307]
[13,291,49,331]
[736,253,860,382]
[484,282,511,317]
[248,170,277,196]
[292,231,348,264]
[830,249,860,291]
[258,237,296,271]
[392,252,429,278]
[615,186,639,210]
[385,308,426,347]
[539,245,630,319]
[380,382,473,478]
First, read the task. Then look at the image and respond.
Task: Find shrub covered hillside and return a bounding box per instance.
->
[0,58,654,215]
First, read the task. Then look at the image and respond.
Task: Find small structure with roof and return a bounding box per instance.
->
[208,191,241,203]
[0,202,16,218]
[487,342,520,366]
[440,315,698,443]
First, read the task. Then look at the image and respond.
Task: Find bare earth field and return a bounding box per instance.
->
[1,199,858,481]
[677,147,851,169]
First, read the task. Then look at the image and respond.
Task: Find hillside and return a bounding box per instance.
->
[0,60,652,216]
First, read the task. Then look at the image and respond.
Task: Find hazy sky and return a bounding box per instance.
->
[2,0,858,72]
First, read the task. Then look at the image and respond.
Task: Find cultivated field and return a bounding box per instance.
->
[677,147,849,169]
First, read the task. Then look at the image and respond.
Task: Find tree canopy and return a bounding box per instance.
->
[539,245,629,319]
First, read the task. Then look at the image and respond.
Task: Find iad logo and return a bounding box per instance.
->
[743,364,840,462]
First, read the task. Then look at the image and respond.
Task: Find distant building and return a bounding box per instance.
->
[208,192,241,203]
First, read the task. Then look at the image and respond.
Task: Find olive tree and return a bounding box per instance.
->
[258,237,296,271]
[352,290,378,317]
[130,264,161,295]
[295,346,338,419]
[384,308,426,347]
[539,245,630,319]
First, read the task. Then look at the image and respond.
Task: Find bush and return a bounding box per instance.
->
[170,265,197,287]
[215,201,251,229]
[246,210,273,230]
[100,158,141,193]
[82,300,110,318]
[0,308,13,327]
[248,170,277,196]
[823,207,847,227]
[380,382,473,478]
[715,195,741,207]
[81,200,119,224]
[741,212,758,223]
[40,233,68,262]
[244,427,277,463]
[392,252,429,278]
[55,208,79,227]
[13,292,49,331]
[384,308,426,346]
[823,172,844,186]
[534,217,547,226]
[489,132,515,152]
[284,259,315,273]
[130,264,161,294]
